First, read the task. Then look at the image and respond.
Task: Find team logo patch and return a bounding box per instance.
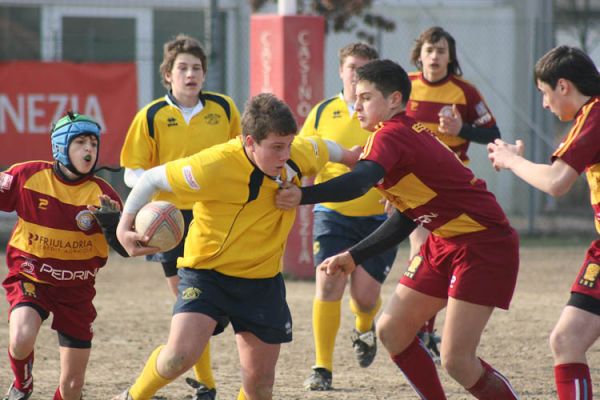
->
[332,110,342,119]
[410,101,419,112]
[204,113,221,125]
[313,241,320,255]
[182,287,202,300]
[579,262,599,288]
[0,172,14,192]
[76,210,96,231]
[404,255,423,279]
[182,165,200,190]
[167,117,178,127]
[21,281,37,298]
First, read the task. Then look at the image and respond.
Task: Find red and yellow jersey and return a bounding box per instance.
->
[361,112,510,240]
[552,96,600,234]
[120,91,241,209]
[0,161,122,287]
[300,94,385,216]
[406,72,496,162]
[165,136,330,279]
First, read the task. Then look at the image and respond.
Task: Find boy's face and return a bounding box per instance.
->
[419,38,450,81]
[165,53,206,106]
[355,80,396,131]
[68,134,98,174]
[245,132,295,177]
[537,79,573,121]
[339,55,372,103]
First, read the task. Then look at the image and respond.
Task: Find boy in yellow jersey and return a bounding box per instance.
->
[299,43,397,391]
[120,34,241,400]
[405,27,501,358]
[112,93,358,400]
[1,112,126,400]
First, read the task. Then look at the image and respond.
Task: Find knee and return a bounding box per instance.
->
[9,329,36,359]
[549,327,572,358]
[241,370,274,400]
[161,349,196,377]
[376,320,393,349]
[441,351,471,381]
[60,374,85,399]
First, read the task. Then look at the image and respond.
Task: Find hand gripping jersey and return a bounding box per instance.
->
[361,112,510,241]
[0,161,122,287]
[120,91,241,210]
[300,94,385,217]
[552,96,600,234]
[164,136,330,279]
[406,72,497,163]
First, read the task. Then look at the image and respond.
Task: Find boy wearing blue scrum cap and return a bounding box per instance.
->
[1,111,125,400]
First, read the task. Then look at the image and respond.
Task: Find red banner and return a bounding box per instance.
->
[0,61,137,167]
[250,15,325,279]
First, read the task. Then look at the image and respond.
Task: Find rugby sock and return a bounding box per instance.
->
[391,337,446,399]
[466,358,518,399]
[237,387,247,400]
[349,296,381,333]
[555,363,592,400]
[129,345,172,400]
[52,387,63,400]
[8,349,33,392]
[192,341,216,389]
[313,298,341,371]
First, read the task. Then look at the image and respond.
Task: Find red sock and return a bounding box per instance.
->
[467,358,518,399]
[391,337,446,399]
[8,349,34,392]
[53,387,64,400]
[555,363,593,400]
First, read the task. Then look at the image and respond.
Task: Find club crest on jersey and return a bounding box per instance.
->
[76,210,96,231]
[0,172,14,192]
[21,281,37,298]
[182,287,202,300]
[332,110,342,119]
[204,113,221,125]
[579,262,599,288]
[404,255,423,279]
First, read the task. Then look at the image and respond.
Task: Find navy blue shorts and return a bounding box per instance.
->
[173,268,293,344]
[313,210,397,283]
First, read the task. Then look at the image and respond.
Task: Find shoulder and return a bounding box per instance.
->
[5,160,52,176]
[449,75,483,97]
[202,91,239,113]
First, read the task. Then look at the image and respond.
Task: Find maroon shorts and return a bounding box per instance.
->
[3,273,97,341]
[571,239,600,300]
[400,228,520,309]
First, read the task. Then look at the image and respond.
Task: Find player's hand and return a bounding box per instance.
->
[438,104,463,136]
[116,212,160,256]
[318,251,356,276]
[276,182,302,210]
[341,145,363,168]
[487,138,525,171]
[88,194,120,216]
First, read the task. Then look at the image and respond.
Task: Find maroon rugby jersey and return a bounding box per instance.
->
[361,112,510,241]
[406,72,496,162]
[0,161,122,287]
[552,96,600,234]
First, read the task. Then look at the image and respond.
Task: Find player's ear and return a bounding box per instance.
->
[389,90,403,108]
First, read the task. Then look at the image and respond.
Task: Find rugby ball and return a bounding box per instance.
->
[134,201,184,252]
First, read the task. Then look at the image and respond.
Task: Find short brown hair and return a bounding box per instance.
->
[159,34,207,89]
[338,42,379,66]
[410,26,462,76]
[241,93,297,143]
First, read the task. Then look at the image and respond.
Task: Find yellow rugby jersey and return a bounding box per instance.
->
[120,91,241,209]
[300,94,385,216]
[164,135,330,278]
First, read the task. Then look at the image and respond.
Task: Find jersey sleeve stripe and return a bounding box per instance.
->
[146,100,169,139]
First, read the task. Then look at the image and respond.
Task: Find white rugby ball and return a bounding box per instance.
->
[134,201,184,252]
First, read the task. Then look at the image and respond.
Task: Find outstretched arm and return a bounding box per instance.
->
[487,139,579,196]
[320,209,417,276]
[275,160,384,210]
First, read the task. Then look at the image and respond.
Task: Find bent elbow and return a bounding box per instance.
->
[547,181,572,197]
